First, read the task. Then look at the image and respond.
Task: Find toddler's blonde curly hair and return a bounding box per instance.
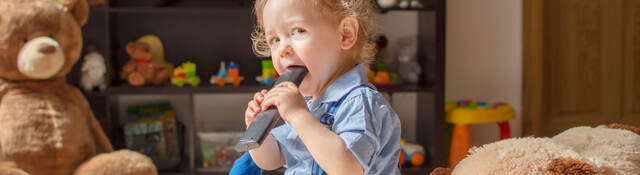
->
[251,0,378,64]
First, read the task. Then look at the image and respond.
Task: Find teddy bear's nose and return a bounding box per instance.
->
[39,45,57,54]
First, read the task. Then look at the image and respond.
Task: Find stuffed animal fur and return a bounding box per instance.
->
[0,0,157,174]
[80,47,106,91]
[120,41,172,86]
[431,124,640,175]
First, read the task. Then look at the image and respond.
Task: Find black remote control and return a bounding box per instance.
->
[235,66,308,152]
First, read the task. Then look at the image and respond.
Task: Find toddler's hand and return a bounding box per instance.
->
[245,89,268,129]
[261,82,308,123]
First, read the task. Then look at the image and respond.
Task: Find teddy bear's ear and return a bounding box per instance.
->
[429,167,452,175]
[546,158,597,175]
[126,42,137,55]
[607,123,640,135]
[60,0,89,26]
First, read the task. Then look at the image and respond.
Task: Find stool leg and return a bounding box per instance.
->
[448,124,471,168]
[497,121,511,140]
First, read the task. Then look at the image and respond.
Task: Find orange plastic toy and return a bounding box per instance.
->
[446,100,515,168]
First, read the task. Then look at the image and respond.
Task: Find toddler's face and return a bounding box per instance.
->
[263,0,345,97]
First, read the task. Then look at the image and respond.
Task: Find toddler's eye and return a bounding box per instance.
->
[292,28,306,36]
[270,37,280,46]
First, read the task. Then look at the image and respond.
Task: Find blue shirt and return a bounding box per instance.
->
[270,64,402,175]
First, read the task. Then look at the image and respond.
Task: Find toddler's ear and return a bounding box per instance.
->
[339,16,359,50]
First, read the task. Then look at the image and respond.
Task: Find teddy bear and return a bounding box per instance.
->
[120,41,172,87]
[430,124,640,175]
[80,45,106,91]
[394,36,422,84]
[0,0,157,175]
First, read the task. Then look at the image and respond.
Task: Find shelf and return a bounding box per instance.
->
[379,7,436,12]
[376,84,435,92]
[402,166,433,175]
[82,84,435,96]
[90,5,434,14]
[108,7,248,13]
[104,85,268,95]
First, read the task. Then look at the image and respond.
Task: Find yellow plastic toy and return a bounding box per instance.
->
[446,100,515,168]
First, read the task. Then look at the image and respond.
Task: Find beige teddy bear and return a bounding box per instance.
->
[0,0,157,174]
[431,124,640,175]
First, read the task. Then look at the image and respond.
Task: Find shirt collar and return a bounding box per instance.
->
[311,64,373,104]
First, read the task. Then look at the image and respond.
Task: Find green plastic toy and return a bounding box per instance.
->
[171,61,200,87]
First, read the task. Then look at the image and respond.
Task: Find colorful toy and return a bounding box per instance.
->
[120,41,173,86]
[210,61,245,87]
[255,60,278,86]
[399,139,425,167]
[369,61,399,84]
[199,132,244,169]
[171,62,200,87]
[445,100,515,168]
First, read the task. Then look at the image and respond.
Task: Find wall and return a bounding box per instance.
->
[446,0,523,146]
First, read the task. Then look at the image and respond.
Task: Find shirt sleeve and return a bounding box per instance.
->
[332,94,381,173]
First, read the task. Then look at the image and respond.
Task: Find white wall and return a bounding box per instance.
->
[446,0,523,146]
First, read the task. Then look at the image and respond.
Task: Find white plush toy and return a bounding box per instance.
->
[377,0,397,8]
[552,125,640,175]
[80,48,107,91]
[395,37,421,84]
[399,0,423,8]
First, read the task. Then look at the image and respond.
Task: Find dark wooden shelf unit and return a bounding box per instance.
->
[68,0,446,174]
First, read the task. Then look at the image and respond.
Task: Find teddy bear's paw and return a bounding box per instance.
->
[73,150,157,175]
[128,73,146,86]
[17,37,65,80]
[429,167,452,175]
[546,158,598,175]
[0,161,30,175]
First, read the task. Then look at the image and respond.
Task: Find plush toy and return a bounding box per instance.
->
[398,0,423,8]
[395,37,421,84]
[377,0,397,8]
[0,0,157,175]
[136,35,165,62]
[430,124,640,175]
[80,45,106,91]
[121,41,172,86]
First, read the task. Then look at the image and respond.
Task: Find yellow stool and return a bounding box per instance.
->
[445,102,515,168]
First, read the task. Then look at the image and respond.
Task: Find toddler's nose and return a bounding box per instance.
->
[279,45,294,58]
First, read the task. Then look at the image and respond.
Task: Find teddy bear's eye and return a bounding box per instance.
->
[23,38,28,43]
[49,34,53,38]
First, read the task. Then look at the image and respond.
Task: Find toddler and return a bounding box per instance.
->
[244,0,402,174]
